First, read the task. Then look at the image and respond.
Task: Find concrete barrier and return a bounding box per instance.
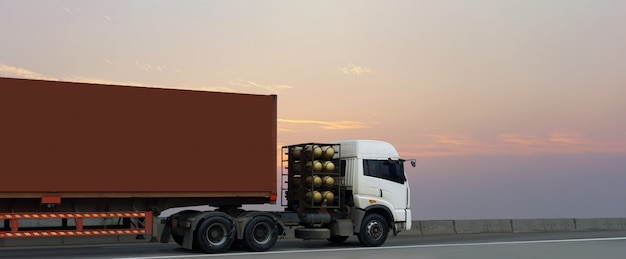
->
[417,218,623,234]
[454,220,487,234]
[543,219,576,232]
[419,220,455,235]
[485,219,512,233]
[575,218,609,231]
[512,219,546,233]
[607,218,624,231]
[401,220,423,235]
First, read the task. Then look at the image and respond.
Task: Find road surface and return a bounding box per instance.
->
[1,231,626,259]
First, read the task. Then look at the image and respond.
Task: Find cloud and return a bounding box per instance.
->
[62,6,80,13]
[136,61,152,72]
[278,127,299,133]
[62,76,148,87]
[501,131,626,154]
[499,133,541,145]
[0,63,148,87]
[498,132,591,150]
[409,130,626,157]
[548,132,586,144]
[414,133,503,156]
[135,61,168,72]
[424,134,476,146]
[195,86,239,93]
[194,79,293,94]
[278,119,368,130]
[0,63,288,95]
[338,63,373,76]
[230,79,292,94]
[0,64,58,81]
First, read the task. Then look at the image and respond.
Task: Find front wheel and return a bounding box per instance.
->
[357,213,389,247]
[242,216,279,252]
[194,216,235,253]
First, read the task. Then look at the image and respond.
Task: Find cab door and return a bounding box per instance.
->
[344,158,381,203]
[363,159,409,222]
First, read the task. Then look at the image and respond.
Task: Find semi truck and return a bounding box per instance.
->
[0,77,414,253]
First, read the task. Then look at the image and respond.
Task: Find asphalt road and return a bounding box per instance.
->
[2,231,626,259]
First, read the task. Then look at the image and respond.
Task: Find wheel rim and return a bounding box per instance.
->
[205,223,228,246]
[365,219,383,240]
[252,222,272,245]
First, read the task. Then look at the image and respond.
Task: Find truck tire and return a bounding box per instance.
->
[327,235,350,244]
[194,216,235,253]
[242,216,278,252]
[357,213,388,247]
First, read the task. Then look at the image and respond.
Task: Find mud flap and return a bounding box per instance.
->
[160,219,172,243]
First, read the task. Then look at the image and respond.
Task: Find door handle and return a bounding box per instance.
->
[380,189,383,197]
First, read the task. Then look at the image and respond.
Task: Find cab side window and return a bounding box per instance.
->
[363,159,406,184]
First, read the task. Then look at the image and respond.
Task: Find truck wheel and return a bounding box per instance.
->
[327,235,349,244]
[194,216,235,253]
[357,213,388,247]
[243,216,278,252]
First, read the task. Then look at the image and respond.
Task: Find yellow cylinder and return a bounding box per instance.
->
[322,176,334,187]
[292,161,302,173]
[321,146,335,159]
[305,160,322,173]
[306,191,322,204]
[305,175,322,188]
[321,191,334,203]
[305,145,322,159]
[291,147,303,160]
[292,177,301,187]
[322,161,335,172]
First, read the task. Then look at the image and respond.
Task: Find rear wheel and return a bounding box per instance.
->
[242,216,278,252]
[194,216,235,253]
[357,213,388,247]
[327,235,350,244]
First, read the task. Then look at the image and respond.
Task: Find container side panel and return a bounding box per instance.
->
[0,78,276,194]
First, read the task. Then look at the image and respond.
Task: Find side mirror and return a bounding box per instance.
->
[409,159,416,167]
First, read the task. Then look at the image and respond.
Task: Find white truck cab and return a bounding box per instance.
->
[337,140,413,235]
[286,139,413,247]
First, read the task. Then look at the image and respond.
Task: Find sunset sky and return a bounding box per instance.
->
[1,1,625,220]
